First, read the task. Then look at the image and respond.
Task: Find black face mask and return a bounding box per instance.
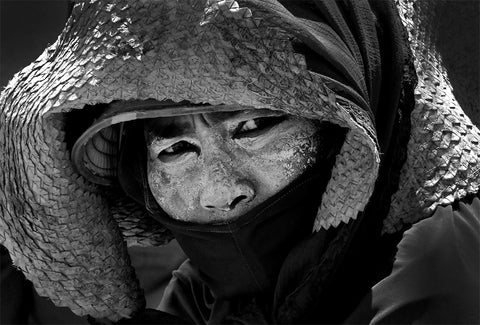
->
[151,168,329,300]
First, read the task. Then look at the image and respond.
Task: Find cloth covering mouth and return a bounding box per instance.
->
[152,166,332,300]
[0,0,399,320]
[67,0,388,237]
[1,0,480,322]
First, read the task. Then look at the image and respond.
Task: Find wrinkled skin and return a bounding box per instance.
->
[145,109,322,223]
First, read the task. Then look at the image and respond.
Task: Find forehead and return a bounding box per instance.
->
[144,109,284,139]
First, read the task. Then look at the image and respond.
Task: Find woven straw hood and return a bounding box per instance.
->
[0,0,479,321]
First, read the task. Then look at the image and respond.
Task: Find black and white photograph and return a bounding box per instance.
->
[0,0,479,324]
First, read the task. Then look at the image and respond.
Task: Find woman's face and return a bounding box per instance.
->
[144,109,321,224]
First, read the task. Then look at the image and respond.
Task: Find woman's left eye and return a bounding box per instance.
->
[233,116,286,139]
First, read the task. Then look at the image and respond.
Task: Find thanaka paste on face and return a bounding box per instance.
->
[145,110,321,224]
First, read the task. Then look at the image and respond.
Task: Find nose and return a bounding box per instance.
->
[200,180,255,212]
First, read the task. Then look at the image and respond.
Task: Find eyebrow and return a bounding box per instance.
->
[145,120,194,141]
[145,109,285,141]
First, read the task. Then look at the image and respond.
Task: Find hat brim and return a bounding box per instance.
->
[71,99,259,186]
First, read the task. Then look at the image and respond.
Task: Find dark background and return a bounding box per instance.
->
[0,0,479,124]
[0,1,71,87]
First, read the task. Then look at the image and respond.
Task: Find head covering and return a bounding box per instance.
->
[1,0,479,321]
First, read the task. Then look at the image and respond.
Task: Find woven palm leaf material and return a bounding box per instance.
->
[0,0,379,319]
[0,0,387,319]
[384,0,480,232]
[0,0,477,321]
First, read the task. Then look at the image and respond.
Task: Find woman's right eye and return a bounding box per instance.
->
[157,141,198,163]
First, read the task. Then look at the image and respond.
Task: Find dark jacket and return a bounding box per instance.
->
[157,195,480,324]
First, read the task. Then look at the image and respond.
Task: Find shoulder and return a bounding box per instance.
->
[159,259,211,324]
[394,195,479,278]
[348,195,480,323]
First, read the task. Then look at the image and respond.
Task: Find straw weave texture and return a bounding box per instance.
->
[0,0,478,320]
[0,0,379,318]
[384,0,480,232]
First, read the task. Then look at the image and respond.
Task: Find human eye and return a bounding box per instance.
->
[233,115,287,139]
[157,141,199,163]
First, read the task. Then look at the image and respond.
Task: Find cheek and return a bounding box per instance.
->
[250,121,319,192]
[147,161,201,220]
